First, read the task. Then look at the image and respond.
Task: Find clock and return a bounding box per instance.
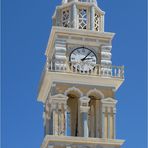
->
[70,47,97,72]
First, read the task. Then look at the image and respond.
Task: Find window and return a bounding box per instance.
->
[79,9,87,29]
[94,13,101,31]
[62,9,70,28]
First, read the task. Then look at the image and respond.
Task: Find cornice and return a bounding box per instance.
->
[45,26,115,57]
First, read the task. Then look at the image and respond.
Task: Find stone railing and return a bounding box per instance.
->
[46,60,124,79]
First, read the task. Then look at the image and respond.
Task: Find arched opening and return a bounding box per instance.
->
[67,94,79,136]
[87,89,104,138]
[64,87,83,136]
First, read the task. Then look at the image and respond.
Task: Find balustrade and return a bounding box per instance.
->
[47,60,124,79]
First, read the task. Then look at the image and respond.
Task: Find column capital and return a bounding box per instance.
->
[79,96,90,103]
[50,94,68,107]
[80,106,90,113]
[113,107,117,113]
[107,107,112,113]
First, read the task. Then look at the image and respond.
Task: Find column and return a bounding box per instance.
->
[72,3,77,28]
[101,107,105,138]
[80,107,90,137]
[107,107,111,139]
[44,102,51,135]
[79,96,90,137]
[90,5,95,31]
[101,15,104,32]
[53,107,59,135]
[113,107,117,139]
[64,105,68,136]
[51,94,68,136]
[102,112,105,138]
[101,98,117,139]
[58,104,63,135]
[95,100,100,137]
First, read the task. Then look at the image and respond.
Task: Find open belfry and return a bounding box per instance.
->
[37,0,125,148]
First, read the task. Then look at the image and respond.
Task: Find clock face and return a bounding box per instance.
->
[70,47,97,72]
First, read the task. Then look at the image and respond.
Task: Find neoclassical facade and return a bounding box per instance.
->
[37,0,125,148]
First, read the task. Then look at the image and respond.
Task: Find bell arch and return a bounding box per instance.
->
[87,89,104,138]
[64,87,83,98]
[87,88,104,99]
[64,87,83,136]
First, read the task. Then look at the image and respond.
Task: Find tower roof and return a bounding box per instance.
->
[62,0,98,5]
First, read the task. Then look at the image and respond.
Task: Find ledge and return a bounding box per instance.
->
[41,135,125,148]
[37,70,124,103]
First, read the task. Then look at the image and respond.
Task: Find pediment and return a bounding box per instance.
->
[101,97,117,104]
[51,94,68,100]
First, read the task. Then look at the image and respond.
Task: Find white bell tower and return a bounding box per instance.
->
[37,0,125,148]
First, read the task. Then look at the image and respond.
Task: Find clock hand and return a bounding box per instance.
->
[81,52,91,61]
[83,58,93,60]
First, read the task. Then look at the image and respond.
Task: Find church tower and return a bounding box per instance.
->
[37,0,125,148]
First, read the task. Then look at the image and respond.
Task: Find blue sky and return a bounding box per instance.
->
[2,0,147,148]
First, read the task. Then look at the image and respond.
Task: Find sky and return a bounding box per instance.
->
[1,0,147,148]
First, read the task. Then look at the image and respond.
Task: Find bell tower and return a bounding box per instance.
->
[38,0,125,148]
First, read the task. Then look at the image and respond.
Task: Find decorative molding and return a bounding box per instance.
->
[80,106,90,113]
[101,97,117,105]
[41,135,125,148]
[79,96,90,103]
[64,87,83,97]
[51,94,68,100]
[87,88,104,99]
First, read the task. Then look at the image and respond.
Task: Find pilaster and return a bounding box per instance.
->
[53,39,67,71]
[101,98,117,139]
[50,94,68,136]
[72,3,77,28]
[90,5,95,31]
[101,45,112,77]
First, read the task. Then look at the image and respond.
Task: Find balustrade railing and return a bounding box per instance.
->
[46,60,124,79]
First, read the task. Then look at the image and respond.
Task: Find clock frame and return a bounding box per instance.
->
[69,47,97,72]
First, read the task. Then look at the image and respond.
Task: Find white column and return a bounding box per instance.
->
[80,107,90,137]
[53,107,58,135]
[95,100,99,137]
[65,106,68,136]
[101,15,104,32]
[51,94,68,136]
[113,107,116,139]
[107,108,111,139]
[44,102,51,135]
[101,110,105,138]
[79,96,90,137]
[72,3,77,28]
[90,5,95,31]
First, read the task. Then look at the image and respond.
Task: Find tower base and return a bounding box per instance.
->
[41,135,125,148]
